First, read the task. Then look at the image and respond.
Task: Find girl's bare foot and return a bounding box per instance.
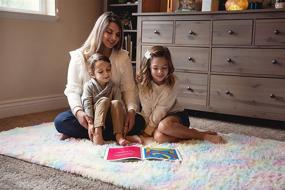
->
[205,130,217,135]
[204,134,225,144]
[115,133,130,146]
[126,135,142,144]
[117,138,130,146]
[60,133,70,140]
[139,135,153,145]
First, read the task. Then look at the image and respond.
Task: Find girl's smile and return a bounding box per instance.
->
[150,57,169,85]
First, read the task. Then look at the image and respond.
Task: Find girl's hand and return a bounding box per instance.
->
[124,109,135,135]
[76,110,92,129]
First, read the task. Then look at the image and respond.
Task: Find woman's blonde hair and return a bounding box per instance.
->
[81,12,123,60]
[87,53,111,78]
[136,46,175,94]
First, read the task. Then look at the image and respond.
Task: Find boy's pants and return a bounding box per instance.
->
[94,97,125,135]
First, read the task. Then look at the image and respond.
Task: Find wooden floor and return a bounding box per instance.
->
[0,108,67,132]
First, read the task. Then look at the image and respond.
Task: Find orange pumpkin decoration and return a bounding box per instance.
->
[225,0,249,11]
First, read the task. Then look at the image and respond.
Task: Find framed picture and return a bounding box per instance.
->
[177,0,195,11]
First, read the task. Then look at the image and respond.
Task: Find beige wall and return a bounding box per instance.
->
[0,0,103,118]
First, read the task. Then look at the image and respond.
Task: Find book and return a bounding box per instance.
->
[104,146,182,161]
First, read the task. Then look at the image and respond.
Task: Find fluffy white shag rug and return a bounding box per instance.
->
[0,123,284,190]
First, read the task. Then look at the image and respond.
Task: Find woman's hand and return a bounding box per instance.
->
[76,110,92,129]
[124,109,136,135]
[88,123,94,141]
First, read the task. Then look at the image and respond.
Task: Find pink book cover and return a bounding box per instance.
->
[104,146,142,161]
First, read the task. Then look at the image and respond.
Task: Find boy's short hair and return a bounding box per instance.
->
[87,53,111,77]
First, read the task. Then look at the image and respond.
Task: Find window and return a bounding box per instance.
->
[0,0,56,16]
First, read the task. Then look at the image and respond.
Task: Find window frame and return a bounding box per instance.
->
[0,0,59,21]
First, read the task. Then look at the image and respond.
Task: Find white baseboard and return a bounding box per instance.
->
[0,94,68,119]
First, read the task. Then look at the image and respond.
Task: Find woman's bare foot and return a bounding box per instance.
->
[60,133,70,140]
[93,127,104,145]
[204,134,225,144]
[126,135,142,144]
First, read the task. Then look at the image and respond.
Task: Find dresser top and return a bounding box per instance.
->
[134,9,285,16]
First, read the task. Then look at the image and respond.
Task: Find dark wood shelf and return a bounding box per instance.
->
[123,29,137,33]
[133,8,285,16]
[105,0,141,68]
[109,3,138,7]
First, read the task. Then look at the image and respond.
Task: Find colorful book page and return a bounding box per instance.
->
[143,147,181,161]
[105,146,142,161]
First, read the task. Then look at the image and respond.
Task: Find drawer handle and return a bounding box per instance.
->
[187,86,194,92]
[274,29,280,35]
[154,30,160,35]
[226,58,232,63]
[225,90,232,96]
[270,94,276,98]
[188,57,193,62]
[228,30,234,35]
[189,30,195,35]
[272,59,278,64]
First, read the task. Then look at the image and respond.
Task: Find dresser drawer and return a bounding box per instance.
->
[169,47,209,72]
[255,19,285,46]
[142,21,173,44]
[176,72,207,107]
[175,21,210,45]
[210,75,285,120]
[212,48,285,76]
[213,20,253,45]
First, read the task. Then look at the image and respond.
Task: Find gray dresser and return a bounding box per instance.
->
[135,10,285,121]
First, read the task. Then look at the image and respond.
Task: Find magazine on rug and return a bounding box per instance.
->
[104,146,182,161]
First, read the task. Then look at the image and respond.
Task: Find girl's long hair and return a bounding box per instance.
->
[136,46,175,94]
[81,12,123,60]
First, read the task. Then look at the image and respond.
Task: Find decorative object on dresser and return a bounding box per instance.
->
[177,0,196,11]
[225,0,249,11]
[201,0,219,11]
[135,10,285,121]
[275,0,285,9]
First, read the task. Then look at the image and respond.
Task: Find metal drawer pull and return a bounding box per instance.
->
[272,59,278,64]
[189,30,195,35]
[270,94,276,98]
[187,86,194,92]
[154,30,160,34]
[227,30,234,35]
[226,58,232,62]
[188,57,193,61]
[274,29,280,35]
[225,90,232,96]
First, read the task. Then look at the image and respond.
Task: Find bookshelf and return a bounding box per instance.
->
[104,0,142,65]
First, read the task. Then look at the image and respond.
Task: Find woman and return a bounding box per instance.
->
[54,12,145,142]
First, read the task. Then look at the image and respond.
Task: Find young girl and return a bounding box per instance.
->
[137,46,224,144]
[81,53,130,146]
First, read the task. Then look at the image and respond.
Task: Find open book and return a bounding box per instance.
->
[104,146,182,161]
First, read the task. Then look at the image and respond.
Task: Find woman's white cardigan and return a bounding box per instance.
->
[64,49,138,115]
